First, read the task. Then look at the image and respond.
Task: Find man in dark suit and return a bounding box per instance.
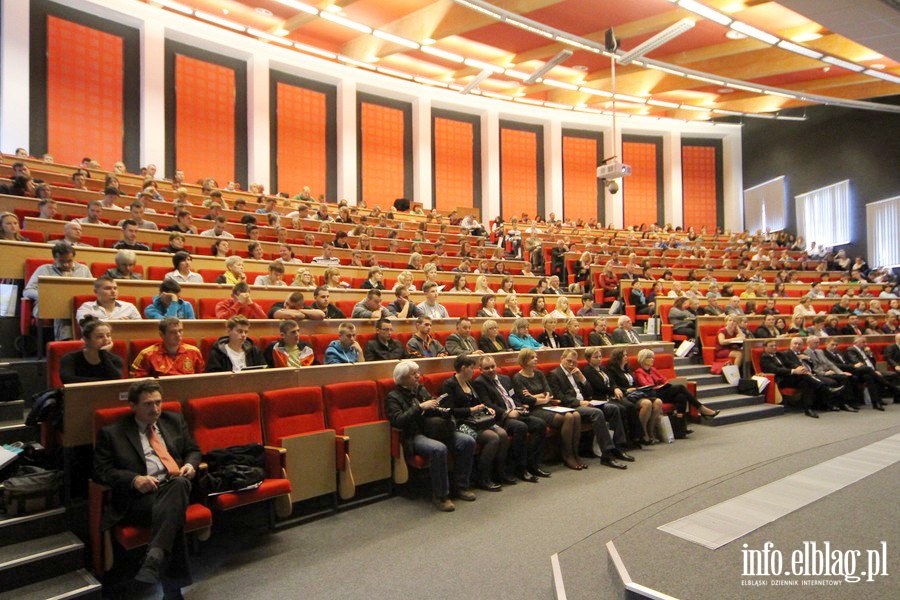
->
[611,316,642,345]
[758,339,837,418]
[93,381,201,598]
[844,336,900,410]
[803,336,858,411]
[754,314,779,339]
[473,356,547,481]
[548,349,631,468]
[840,314,864,336]
[885,333,900,374]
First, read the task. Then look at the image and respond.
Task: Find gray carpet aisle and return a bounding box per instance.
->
[121,408,900,600]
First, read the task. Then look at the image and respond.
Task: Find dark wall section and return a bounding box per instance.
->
[741,97,900,261]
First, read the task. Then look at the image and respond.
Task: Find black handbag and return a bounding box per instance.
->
[462,408,496,431]
[670,412,689,439]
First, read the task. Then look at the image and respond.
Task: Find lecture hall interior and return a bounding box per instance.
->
[0,0,899,599]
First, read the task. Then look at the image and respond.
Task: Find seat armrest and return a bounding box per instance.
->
[761,373,777,403]
[88,480,111,575]
[264,445,287,477]
[391,428,402,459]
[335,436,349,470]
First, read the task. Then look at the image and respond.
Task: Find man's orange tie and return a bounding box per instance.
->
[148,426,180,476]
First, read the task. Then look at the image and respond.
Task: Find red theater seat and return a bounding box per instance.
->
[323,381,391,487]
[187,393,292,516]
[88,402,212,574]
[47,340,128,388]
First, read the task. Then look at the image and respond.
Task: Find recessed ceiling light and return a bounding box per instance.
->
[822,66,830,72]
[421,38,436,45]
[256,7,273,16]
[725,30,746,40]
[572,65,589,71]
[792,32,822,43]
[222,8,229,15]
[870,63,886,70]
[717,87,735,93]
[325,4,343,13]
[274,28,289,36]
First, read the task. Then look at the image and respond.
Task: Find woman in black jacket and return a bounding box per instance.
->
[60,317,124,384]
[478,320,510,353]
[582,347,654,446]
[536,314,564,349]
[602,348,662,444]
[205,315,267,372]
[441,354,512,491]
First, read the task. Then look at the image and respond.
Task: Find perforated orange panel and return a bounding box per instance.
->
[562,136,598,221]
[622,141,658,227]
[360,102,405,208]
[434,117,474,211]
[47,16,123,168]
[276,82,327,197]
[501,128,538,219]
[175,54,235,185]
[682,145,719,231]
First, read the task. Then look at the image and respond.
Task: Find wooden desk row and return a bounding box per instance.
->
[61,342,674,447]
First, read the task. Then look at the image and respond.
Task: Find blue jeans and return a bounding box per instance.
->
[412,432,475,499]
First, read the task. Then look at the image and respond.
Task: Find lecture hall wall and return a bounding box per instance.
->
[1,0,745,231]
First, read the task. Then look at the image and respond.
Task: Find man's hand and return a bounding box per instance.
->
[133,475,158,493]
[179,464,196,479]
[238,292,252,305]
[419,399,439,410]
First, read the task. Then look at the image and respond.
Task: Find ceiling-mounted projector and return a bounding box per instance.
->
[596,161,632,180]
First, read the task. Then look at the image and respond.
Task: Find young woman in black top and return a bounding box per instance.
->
[60,316,124,384]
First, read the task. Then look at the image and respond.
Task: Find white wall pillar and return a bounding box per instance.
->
[482,110,500,222]
[0,0,31,154]
[140,20,166,173]
[663,131,683,228]
[336,79,357,203]
[412,95,432,208]
[247,53,270,190]
[722,132,744,233]
[603,126,623,228]
[545,120,563,221]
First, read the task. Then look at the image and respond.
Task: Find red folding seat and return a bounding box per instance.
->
[322,381,391,487]
[187,393,292,516]
[261,387,353,501]
[88,402,212,574]
[46,340,128,387]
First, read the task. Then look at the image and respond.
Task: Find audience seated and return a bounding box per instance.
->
[24,240,93,339]
[611,316,641,345]
[263,319,316,367]
[0,211,26,241]
[76,276,141,323]
[104,250,143,280]
[214,282,267,319]
[144,279,195,320]
[444,317,481,356]
[364,318,407,361]
[131,317,204,377]
[844,336,900,408]
[384,285,421,319]
[502,294,522,317]
[254,261,287,287]
[268,291,324,321]
[802,336,858,411]
[588,318,612,346]
[205,315,266,372]
[668,297,696,338]
[360,266,384,290]
[216,256,246,285]
[584,347,658,446]
[758,338,839,419]
[406,316,447,358]
[351,289,385,319]
[164,251,203,284]
[60,316,124,384]
[634,349,720,430]
[324,322,364,364]
[715,315,746,366]
[476,294,500,318]
[508,317,543,351]
[113,220,150,251]
[478,320,509,353]
[310,285,345,319]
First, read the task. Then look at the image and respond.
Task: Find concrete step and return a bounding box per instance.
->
[701,393,768,412]
[701,403,785,426]
[673,356,695,367]
[674,364,712,377]
[696,382,740,399]
[0,569,101,600]
[0,400,24,422]
[0,532,85,591]
[685,373,722,386]
[0,421,37,445]
[0,507,67,547]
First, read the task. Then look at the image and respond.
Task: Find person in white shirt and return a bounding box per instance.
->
[417,282,449,319]
[75,276,142,323]
[311,242,341,265]
[200,216,235,238]
[76,200,107,226]
[164,251,204,284]
[63,220,92,247]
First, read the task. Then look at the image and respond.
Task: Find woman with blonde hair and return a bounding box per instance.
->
[293,268,315,289]
[503,293,522,317]
[393,270,417,292]
[406,252,423,270]
[323,266,350,289]
[474,275,492,294]
[715,314,746,366]
[549,296,575,319]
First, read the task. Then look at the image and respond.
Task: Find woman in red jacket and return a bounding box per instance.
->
[633,349,720,422]
[598,262,620,306]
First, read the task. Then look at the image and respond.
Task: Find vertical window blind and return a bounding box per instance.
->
[743,176,786,233]
[795,180,851,249]
[867,196,900,268]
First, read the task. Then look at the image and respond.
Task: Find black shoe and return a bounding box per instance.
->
[599,456,627,470]
[517,469,539,483]
[499,474,518,485]
[805,408,820,419]
[627,439,643,450]
[685,429,694,435]
[135,553,162,585]
[830,406,841,412]
[701,410,720,420]
[477,481,502,492]
[611,449,635,462]
[874,405,885,411]
[841,404,859,412]
[529,467,551,478]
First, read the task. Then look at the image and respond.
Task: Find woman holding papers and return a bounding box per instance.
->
[512,349,585,470]
[584,347,659,446]
[715,314,746,367]
[633,349,720,423]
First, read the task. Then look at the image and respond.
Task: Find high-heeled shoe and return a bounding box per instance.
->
[701,409,720,420]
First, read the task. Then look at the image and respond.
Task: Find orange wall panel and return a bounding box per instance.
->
[434,117,474,211]
[360,102,406,208]
[276,82,327,198]
[46,16,123,168]
[174,54,235,185]
[562,136,599,222]
[622,141,659,227]
[682,145,719,232]
[500,128,538,219]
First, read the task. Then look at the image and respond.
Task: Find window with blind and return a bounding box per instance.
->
[867,196,900,268]
[743,176,786,233]
[795,180,851,249]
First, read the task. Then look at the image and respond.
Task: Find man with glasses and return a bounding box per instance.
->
[364,319,406,361]
[23,241,92,340]
[324,322,365,364]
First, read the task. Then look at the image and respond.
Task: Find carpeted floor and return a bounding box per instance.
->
[107,406,900,600]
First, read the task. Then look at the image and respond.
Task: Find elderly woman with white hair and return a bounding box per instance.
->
[103,249,143,280]
[385,360,476,512]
